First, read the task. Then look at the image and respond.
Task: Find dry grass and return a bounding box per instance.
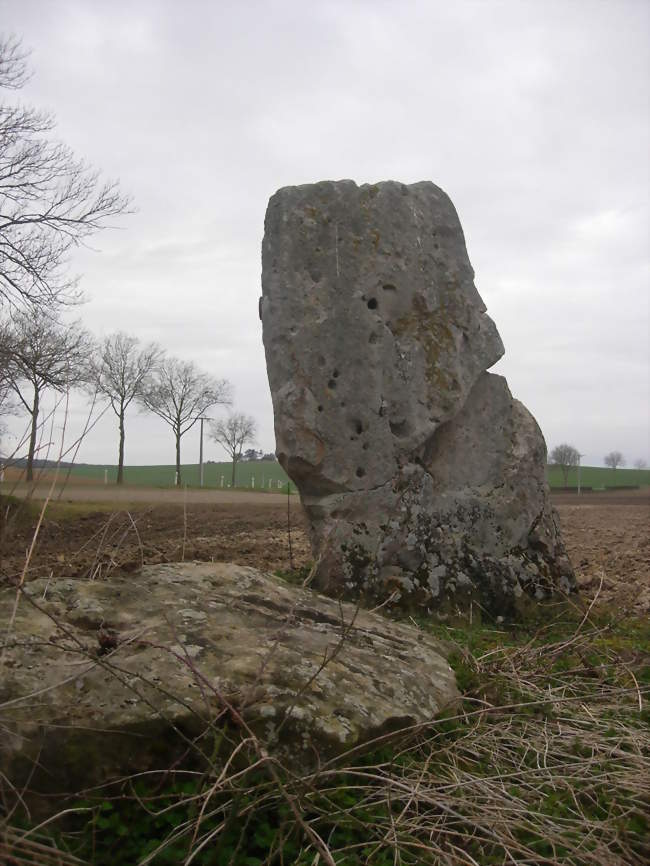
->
[2,602,645,866]
[2,483,648,864]
[0,824,86,865]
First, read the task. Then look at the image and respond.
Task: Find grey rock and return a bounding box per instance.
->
[0,563,457,802]
[261,180,575,614]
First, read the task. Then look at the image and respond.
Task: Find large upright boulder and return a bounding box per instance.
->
[261,180,574,616]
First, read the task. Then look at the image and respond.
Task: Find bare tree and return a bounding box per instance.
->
[0,35,130,312]
[0,318,17,431]
[0,379,15,438]
[4,307,91,480]
[604,451,625,471]
[209,413,257,488]
[141,357,231,485]
[633,458,647,470]
[549,443,581,486]
[91,332,162,484]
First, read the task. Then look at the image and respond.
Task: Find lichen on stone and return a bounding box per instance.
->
[261,180,575,616]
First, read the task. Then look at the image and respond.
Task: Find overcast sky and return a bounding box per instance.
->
[2,0,649,469]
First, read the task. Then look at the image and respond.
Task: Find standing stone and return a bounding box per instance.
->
[261,180,574,617]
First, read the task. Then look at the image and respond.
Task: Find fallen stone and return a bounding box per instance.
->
[0,562,457,804]
[261,180,575,614]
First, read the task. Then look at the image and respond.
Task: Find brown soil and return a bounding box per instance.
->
[2,487,648,615]
[554,491,650,615]
[1,498,310,584]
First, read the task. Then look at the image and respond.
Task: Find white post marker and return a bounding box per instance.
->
[220,475,224,488]
[268,479,272,490]
[251,476,255,489]
[104,468,108,485]
[577,453,584,495]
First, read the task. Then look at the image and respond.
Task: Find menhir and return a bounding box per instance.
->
[261,180,575,617]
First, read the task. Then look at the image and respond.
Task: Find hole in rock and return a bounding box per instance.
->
[367,298,378,310]
[332,369,339,378]
[328,379,337,389]
[382,283,397,292]
[356,467,366,478]
[355,422,363,435]
[369,332,379,344]
[317,405,323,412]
[362,442,369,451]
[390,419,410,438]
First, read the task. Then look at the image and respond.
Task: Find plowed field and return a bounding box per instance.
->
[2,486,648,615]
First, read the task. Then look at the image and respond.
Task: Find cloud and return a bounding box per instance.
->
[3,0,648,467]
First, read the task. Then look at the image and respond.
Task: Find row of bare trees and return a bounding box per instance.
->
[93,332,235,485]
[0,35,258,485]
[0,33,124,476]
[0,309,238,484]
[550,443,646,486]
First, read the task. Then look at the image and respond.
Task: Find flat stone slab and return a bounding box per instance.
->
[1,562,457,799]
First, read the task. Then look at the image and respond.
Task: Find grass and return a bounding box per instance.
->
[7,462,647,492]
[546,464,649,489]
[7,602,649,865]
[61,461,291,491]
[3,460,292,491]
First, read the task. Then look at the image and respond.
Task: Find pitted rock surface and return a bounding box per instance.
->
[261,180,575,612]
[0,563,457,800]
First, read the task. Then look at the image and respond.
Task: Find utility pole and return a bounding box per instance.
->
[198,417,209,488]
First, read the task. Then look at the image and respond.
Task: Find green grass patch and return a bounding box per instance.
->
[15,461,648,491]
[546,463,650,489]
[66,460,291,491]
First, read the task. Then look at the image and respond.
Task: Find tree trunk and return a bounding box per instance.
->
[231,456,236,488]
[26,386,39,483]
[562,465,569,486]
[175,428,182,486]
[116,406,125,485]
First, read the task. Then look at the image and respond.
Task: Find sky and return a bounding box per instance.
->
[1,0,649,468]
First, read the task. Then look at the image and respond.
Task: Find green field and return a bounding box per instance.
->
[68,460,291,491]
[57,461,650,491]
[545,464,649,489]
